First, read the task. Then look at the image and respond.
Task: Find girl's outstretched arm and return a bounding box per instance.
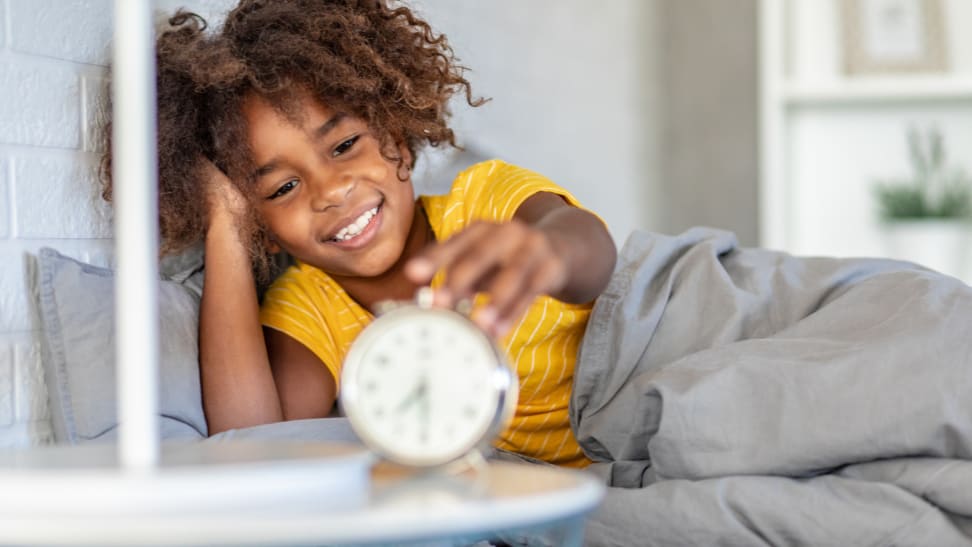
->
[197,162,335,434]
[405,192,616,337]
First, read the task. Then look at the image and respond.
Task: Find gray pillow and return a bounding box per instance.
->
[36,248,207,443]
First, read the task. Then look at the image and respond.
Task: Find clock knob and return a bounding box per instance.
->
[415,286,435,309]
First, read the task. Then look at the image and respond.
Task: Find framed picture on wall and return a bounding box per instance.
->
[841,0,948,75]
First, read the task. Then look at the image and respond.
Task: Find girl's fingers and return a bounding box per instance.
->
[406,222,520,299]
[483,238,545,317]
[404,220,568,337]
[490,246,567,334]
[442,229,526,302]
[199,157,247,220]
[404,223,492,286]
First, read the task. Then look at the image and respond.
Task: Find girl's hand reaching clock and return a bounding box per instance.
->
[404,192,616,338]
[405,219,569,337]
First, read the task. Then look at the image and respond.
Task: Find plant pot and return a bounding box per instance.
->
[880,218,972,282]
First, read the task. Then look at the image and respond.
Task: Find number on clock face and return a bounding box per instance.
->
[345,310,504,465]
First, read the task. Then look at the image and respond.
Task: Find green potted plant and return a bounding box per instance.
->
[874,126,972,280]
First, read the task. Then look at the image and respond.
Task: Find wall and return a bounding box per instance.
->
[0,0,114,447]
[0,0,232,448]
[411,0,666,243]
[659,0,759,246]
[411,0,761,246]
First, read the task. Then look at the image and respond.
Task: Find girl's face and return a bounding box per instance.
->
[242,92,417,279]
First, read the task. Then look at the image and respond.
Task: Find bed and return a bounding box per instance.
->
[33,226,972,546]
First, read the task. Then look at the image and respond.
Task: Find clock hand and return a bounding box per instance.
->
[395,375,429,413]
[395,383,421,412]
[417,374,431,443]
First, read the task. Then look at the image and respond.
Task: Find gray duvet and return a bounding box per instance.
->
[572,228,972,547]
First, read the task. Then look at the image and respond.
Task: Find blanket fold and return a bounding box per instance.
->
[572,228,972,546]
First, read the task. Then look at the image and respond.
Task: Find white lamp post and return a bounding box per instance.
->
[111,0,161,473]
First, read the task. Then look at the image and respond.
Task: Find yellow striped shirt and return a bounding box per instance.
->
[260,159,594,467]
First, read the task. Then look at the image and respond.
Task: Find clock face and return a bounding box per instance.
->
[341,306,514,466]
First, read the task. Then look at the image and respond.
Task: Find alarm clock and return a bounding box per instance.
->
[340,288,519,467]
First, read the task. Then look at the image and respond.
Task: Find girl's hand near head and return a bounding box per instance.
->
[199,158,248,230]
[404,192,616,337]
[196,155,337,434]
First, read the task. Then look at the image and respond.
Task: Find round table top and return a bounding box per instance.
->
[0,441,604,546]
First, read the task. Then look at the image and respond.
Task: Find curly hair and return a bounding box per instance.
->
[100,0,483,276]
[100,11,232,259]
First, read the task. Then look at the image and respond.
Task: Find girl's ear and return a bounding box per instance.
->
[400,144,413,167]
[265,234,282,254]
[397,144,413,180]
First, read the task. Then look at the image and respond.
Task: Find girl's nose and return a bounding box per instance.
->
[309,171,355,212]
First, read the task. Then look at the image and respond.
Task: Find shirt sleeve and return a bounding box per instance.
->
[455,159,600,225]
[259,267,342,384]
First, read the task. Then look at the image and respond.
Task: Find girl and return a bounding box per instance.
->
[102,0,616,468]
[102,4,972,543]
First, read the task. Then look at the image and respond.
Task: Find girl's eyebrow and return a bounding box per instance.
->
[252,112,349,179]
[313,112,347,139]
[254,161,279,180]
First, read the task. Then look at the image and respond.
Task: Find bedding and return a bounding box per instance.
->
[204,416,361,445]
[34,228,972,545]
[572,228,972,546]
[36,248,207,443]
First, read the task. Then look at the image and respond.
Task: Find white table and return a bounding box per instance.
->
[0,441,604,546]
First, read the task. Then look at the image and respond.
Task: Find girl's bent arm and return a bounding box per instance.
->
[514,192,616,305]
[198,166,336,434]
[198,207,284,433]
[264,327,338,421]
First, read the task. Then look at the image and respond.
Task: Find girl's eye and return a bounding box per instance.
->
[267,179,298,200]
[332,136,360,157]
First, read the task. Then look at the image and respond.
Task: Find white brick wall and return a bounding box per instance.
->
[0,0,233,448]
[0,158,9,239]
[9,0,113,66]
[0,62,82,149]
[0,346,13,427]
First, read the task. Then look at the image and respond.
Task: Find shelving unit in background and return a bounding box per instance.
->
[758,0,972,283]
[782,77,972,105]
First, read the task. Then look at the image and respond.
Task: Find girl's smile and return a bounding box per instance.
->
[325,201,382,247]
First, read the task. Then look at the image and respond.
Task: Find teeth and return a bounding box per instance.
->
[332,207,378,242]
